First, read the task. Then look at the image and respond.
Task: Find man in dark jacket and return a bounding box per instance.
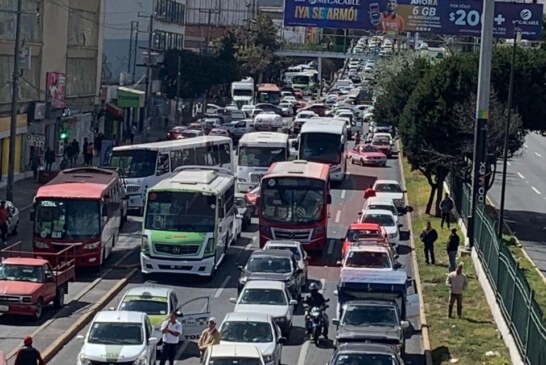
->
[446,228,460,272]
[420,221,438,265]
[14,336,45,365]
[439,193,454,229]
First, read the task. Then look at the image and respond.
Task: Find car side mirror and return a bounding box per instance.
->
[278,337,287,344]
[336,260,342,266]
[76,335,85,342]
[403,190,407,193]
[229,297,237,303]
[289,299,298,306]
[393,262,403,270]
[175,310,184,317]
[238,265,244,271]
[46,274,54,282]
[398,224,403,228]
[327,194,332,205]
[400,320,410,329]
[149,337,159,344]
[332,319,340,326]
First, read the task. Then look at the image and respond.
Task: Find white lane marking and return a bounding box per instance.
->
[340,189,346,199]
[535,152,542,158]
[531,186,542,195]
[335,210,342,223]
[214,275,231,298]
[296,340,310,365]
[517,172,525,179]
[507,161,511,166]
[327,240,334,255]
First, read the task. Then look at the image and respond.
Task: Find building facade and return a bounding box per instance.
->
[0,0,103,181]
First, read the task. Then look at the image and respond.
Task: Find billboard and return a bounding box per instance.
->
[46,72,66,109]
[283,0,543,40]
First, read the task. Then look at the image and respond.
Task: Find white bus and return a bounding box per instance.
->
[141,167,238,278]
[237,132,290,192]
[109,136,233,213]
[297,118,348,182]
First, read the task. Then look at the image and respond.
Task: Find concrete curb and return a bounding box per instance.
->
[397,150,433,365]
[443,182,525,365]
[41,267,139,363]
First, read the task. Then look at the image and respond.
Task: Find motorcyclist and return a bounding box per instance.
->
[304,283,329,339]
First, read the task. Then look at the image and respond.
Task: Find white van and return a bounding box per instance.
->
[253,112,283,132]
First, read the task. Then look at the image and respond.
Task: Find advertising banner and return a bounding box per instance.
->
[46,72,66,109]
[283,0,543,40]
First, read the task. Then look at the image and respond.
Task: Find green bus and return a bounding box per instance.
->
[140,167,238,278]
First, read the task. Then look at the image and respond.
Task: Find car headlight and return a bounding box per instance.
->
[205,238,215,253]
[78,353,91,365]
[22,296,33,303]
[134,355,149,365]
[83,241,100,250]
[389,233,398,239]
[141,236,149,252]
[263,355,273,363]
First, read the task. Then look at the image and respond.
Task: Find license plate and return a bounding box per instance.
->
[0,305,9,311]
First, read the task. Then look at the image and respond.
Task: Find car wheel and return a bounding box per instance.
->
[54,287,65,308]
[350,157,355,165]
[360,158,365,166]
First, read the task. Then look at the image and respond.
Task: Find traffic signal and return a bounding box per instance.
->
[60,130,68,140]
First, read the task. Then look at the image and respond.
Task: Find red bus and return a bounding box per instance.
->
[31,167,127,268]
[258,160,331,251]
[256,83,281,105]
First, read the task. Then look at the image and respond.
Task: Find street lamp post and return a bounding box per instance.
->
[497,27,521,237]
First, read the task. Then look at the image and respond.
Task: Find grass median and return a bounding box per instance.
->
[401,157,510,365]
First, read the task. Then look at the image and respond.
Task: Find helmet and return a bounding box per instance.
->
[309,282,320,291]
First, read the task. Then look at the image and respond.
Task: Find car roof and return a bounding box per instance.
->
[242,280,286,290]
[366,197,395,204]
[210,344,262,358]
[336,342,397,355]
[123,286,171,299]
[94,310,146,323]
[344,300,397,307]
[374,179,400,185]
[348,245,389,253]
[250,249,293,258]
[224,311,272,322]
[265,240,301,248]
[362,209,395,216]
[348,222,382,230]
[2,257,49,266]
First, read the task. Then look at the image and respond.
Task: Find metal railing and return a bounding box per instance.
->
[447,174,546,364]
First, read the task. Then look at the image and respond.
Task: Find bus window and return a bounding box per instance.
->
[219,143,231,164]
[210,145,220,165]
[156,153,170,175]
[195,147,213,166]
[171,150,184,169]
[182,148,196,165]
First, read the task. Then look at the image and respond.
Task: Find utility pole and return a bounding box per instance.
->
[128,21,135,74]
[175,54,181,124]
[6,0,23,202]
[468,0,495,247]
[132,21,139,80]
[139,8,154,143]
[199,8,220,48]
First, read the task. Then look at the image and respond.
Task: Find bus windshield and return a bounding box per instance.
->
[233,89,253,97]
[238,146,287,167]
[110,149,157,178]
[144,191,216,232]
[292,75,310,84]
[300,133,342,164]
[257,92,280,104]
[261,178,324,225]
[34,199,100,240]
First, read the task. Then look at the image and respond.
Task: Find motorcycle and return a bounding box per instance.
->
[304,299,330,345]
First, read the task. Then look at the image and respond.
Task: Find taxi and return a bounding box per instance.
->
[341,223,389,258]
[116,287,179,341]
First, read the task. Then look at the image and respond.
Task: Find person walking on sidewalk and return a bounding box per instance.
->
[420,221,438,264]
[14,336,45,365]
[446,228,460,272]
[0,201,9,245]
[31,153,41,180]
[159,311,183,365]
[45,147,55,172]
[85,142,94,166]
[70,139,80,167]
[446,263,468,318]
[354,131,361,146]
[130,124,137,144]
[198,318,220,359]
[439,193,454,229]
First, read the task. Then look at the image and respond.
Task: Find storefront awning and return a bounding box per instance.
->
[106,103,124,119]
[117,87,145,108]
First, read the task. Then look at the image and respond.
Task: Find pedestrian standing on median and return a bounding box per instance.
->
[14,336,45,365]
[198,317,220,359]
[446,263,468,318]
[354,130,361,146]
[446,228,460,272]
[420,221,438,265]
[439,193,454,229]
[159,311,183,365]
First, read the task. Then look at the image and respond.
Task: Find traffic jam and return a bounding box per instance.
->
[0,35,420,365]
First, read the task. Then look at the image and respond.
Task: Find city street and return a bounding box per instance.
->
[489,132,546,274]
[41,146,424,365]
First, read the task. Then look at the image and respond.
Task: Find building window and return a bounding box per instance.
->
[154,30,184,51]
[155,0,184,25]
[68,8,99,47]
[0,55,39,103]
[66,58,97,97]
[0,0,41,42]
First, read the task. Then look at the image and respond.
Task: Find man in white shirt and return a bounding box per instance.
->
[159,311,183,365]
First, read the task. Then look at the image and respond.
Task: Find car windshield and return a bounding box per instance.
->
[375,184,402,193]
[238,147,287,167]
[88,322,143,345]
[345,251,391,269]
[118,299,168,315]
[342,304,398,326]
[372,139,390,146]
[110,149,157,178]
[368,204,396,215]
[270,246,301,260]
[239,288,287,305]
[246,256,292,274]
[300,133,342,164]
[334,354,395,365]
[346,229,381,241]
[0,264,44,282]
[34,199,100,240]
[261,178,324,225]
[360,145,380,153]
[208,358,262,365]
[220,321,273,343]
[361,214,395,227]
[144,191,216,232]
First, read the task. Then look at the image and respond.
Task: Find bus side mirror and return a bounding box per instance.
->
[30,210,35,222]
[327,194,332,205]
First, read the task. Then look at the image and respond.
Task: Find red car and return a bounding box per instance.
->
[293,88,304,100]
[348,144,388,167]
[298,103,330,117]
[341,222,389,258]
[244,185,261,216]
[166,126,187,140]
